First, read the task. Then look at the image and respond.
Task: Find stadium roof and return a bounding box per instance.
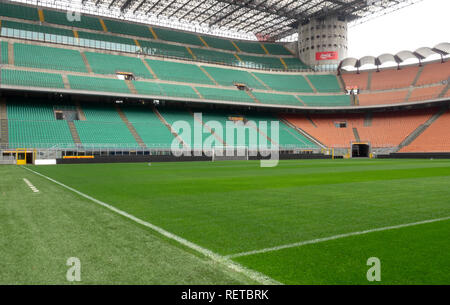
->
[16,0,424,41]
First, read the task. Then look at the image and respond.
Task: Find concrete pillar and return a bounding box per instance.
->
[298,16,348,72]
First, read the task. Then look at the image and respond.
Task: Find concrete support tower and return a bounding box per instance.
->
[298,16,348,71]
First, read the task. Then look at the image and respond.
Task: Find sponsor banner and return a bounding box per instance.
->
[316,51,338,61]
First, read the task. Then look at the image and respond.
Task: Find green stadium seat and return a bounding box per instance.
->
[153,27,203,46]
[298,95,351,107]
[262,43,292,56]
[0,2,39,21]
[43,9,103,31]
[190,48,240,66]
[8,120,75,148]
[1,41,8,64]
[77,31,138,53]
[1,20,76,44]
[282,57,309,70]
[138,40,192,59]
[103,19,152,39]
[84,51,152,79]
[195,87,255,104]
[74,104,137,148]
[252,72,313,92]
[200,66,265,89]
[75,121,137,147]
[7,101,74,148]
[133,81,199,99]
[2,69,65,89]
[234,41,265,54]
[81,104,123,122]
[68,75,130,94]
[121,106,176,148]
[238,54,285,70]
[200,36,237,51]
[307,75,342,93]
[14,43,87,72]
[252,92,303,106]
[146,59,214,85]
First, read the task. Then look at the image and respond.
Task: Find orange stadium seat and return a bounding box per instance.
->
[408,85,446,102]
[416,60,450,86]
[400,110,450,152]
[341,71,369,90]
[358,90,409,106]
[284,109,435,148]
[370,66,419,90]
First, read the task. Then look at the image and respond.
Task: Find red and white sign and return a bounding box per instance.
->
[316,51,338,61]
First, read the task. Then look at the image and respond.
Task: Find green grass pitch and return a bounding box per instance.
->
[1,159,449,284]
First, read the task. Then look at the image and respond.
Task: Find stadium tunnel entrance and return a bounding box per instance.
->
[352,143,370,158]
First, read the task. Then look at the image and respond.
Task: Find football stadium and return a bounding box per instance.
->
[0,0,449,290]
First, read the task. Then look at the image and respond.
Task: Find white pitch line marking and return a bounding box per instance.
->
[21,166,280,285]
[226,216,450,259]
[23,178,40,193]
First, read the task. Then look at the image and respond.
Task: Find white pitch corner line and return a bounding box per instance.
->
[226,216,450,259]
[21,166,281,285]
[23,178,40,193]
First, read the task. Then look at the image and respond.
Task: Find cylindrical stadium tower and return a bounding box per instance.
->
[297,16,348,71]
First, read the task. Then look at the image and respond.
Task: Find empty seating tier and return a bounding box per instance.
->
[103,19,152,39]
[282,57,309,70]
[1,41,8,64]
[191,48,240,66]
[7,101,74,148]
[9,120,74,148]
[252,72,313,93]
[234,41,265,54]
[262,43,292,56]
[138,40,192,59]
[67,75,130,94]
[307,74,341,92]
[133,81,199,99]
[401,110,450,152]
[341,72,369,90]
[200,36,236,52]
[84,51,152,78]
[14,43,87,72]
[238,55,285,70]
[370,66,419,90]
[153,27,203,46]
[416,61,450,86]
[43,9,103,31]
[77,31,138,52]
[0,2,39,21]
[1,69,65,89]
[358,90,409,106]
[195,87,255,104]
[146,59,214,85]
[252,92,302,106]
[74,121,137,147]
[408,85,446,102]
[201,66,265,89]
[298,95,351,107]
[1,20,75,42]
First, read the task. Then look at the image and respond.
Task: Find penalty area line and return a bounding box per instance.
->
[21,166,281,285]
[227,216,450,259]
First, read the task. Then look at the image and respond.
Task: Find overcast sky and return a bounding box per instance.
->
[348,0,450,58]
